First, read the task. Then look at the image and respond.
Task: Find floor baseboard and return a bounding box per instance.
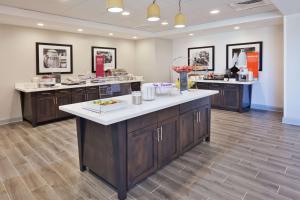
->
[0,117,23,126]
[282,117,300,126]
[251,104,283,112]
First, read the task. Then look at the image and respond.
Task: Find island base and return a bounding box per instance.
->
[76,97,211,200]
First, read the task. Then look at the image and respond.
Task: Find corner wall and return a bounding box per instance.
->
[283,14,300,126]
[172,25,284,110]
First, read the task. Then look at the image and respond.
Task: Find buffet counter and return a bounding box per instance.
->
[15,80,142,126]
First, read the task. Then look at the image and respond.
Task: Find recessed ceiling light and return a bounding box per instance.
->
[77,29,83,32]
[210,9,220,14]
[189,33,194,36]
[161,21,169,26]
[37,23,44,27]
[109,33,114,36]
[132,36,138,39]
[234,26,240,30]
[122,11,130,16]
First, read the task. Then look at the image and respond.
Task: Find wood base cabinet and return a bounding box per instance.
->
[76,97,211,200]
[20,82,141,127]
[197,82,252,112]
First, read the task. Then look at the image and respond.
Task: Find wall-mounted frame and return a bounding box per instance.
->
[91,47,117,73]
[226,41,263,71]
[188,46,215,71]
[36,42,73,75]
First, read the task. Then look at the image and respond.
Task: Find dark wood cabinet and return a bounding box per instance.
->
[127,124,158,188]
[72,88,86,103]
[20,83,139,127]
[86,86,99,101]
[35,92,56,123]
[76,97,212,199]
[158,117,179,168]
[197,82,252,112]
[56,90,72,119]
[223,84,240,110]
[194,105,210,144]
[209,84,223,108]
[180,110,195,153]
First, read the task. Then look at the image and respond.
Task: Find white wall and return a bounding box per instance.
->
[173,25,284,110]
[0,24,136,124]
[283,14,300,126]
[135,38,172,82]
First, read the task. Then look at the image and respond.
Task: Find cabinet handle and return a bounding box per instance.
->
[198,112,201,123]
[53,97,55,105]
[160,126,163,141]
[157,128,160,142]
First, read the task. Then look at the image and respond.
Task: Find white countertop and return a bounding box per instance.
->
[194,80,255,85]
[59,89,218,126]
[15,79,143,93]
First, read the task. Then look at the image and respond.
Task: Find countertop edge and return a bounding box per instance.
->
[59,90,218,126]
[15,79,143,93]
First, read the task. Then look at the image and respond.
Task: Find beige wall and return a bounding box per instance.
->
[0,24,136,124]
[135,38,173,82]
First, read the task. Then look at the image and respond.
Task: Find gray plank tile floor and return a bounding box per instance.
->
[0,109,300,200]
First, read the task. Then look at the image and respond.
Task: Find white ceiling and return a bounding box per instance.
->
[0,0,279,32]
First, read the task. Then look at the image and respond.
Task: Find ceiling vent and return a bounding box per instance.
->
[229,0,272,11]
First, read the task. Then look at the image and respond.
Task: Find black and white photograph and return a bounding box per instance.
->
[226,41,263,71]
[92,47,117,72]
[188,46,215,71]
[36,43,73,75]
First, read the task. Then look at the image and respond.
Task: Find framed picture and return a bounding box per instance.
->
[188,46,215,71]
[36,42,73,75]
[92,47,117,72]
[226,41,263,71]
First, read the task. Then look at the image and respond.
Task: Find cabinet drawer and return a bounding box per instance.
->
[127,112,157,133]
[224,84,240,89]
[196,83,209,89]
[86,86,99,93]
[35,91,55,98]
[56,89,71,96]
[180,97,209,114]
[157,106,179,122]
[72,88,86,94]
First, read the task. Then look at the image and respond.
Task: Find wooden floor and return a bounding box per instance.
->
[0,109,300,200]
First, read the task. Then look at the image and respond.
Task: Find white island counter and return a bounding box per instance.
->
[59,89,218,125]
[59,89,218,200]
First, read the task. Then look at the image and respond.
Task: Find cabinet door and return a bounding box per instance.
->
[99,85,113,99]
[196,83,209,89]
[86,87,99,101]
[56,90,72,119]
[127,124,158,188]
[131,82,141,91]
[158,117,179,168]
[209,84,223,108]
[194,106,209,144]
[180,110,195,153]
[223,85,240,110]
[72,88,86,103]
[36,93,56,123]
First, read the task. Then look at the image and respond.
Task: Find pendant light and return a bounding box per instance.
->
[107,0,124,13]
[147,0,160,22]
[174,0,187,28]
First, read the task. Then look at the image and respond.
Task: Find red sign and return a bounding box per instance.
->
[96,55,105,77]
[247,52,259,79]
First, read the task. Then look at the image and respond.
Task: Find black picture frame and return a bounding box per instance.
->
[226,41,263,71]
[91,46,117,73]
[188,46,215,71]
[36,42,73,75]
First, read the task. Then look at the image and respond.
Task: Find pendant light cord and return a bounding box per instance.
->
[179,0,182,12]
[153,0,156,3]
